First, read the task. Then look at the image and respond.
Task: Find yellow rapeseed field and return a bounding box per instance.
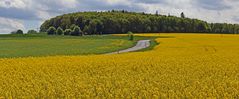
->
[0,33,239,98]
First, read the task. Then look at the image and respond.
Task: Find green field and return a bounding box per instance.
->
[0,34,156,58]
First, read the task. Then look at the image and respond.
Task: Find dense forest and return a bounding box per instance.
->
[40,10,239,35]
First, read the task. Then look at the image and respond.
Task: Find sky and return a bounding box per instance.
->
[0,0,239,34]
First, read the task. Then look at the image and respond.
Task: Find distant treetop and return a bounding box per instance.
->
[40,10,239,35]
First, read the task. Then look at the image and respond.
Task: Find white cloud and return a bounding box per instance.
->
[0,0,27,9]
[0,17,25,33]
[36,10,52,20]
[1,0,239,34]
[104,0,131,5]
[59,0,78,8]
[135,0,239,24]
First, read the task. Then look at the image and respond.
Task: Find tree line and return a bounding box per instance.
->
[40,10,239,35]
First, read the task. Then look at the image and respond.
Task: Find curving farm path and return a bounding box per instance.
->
[107,40,151,54]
